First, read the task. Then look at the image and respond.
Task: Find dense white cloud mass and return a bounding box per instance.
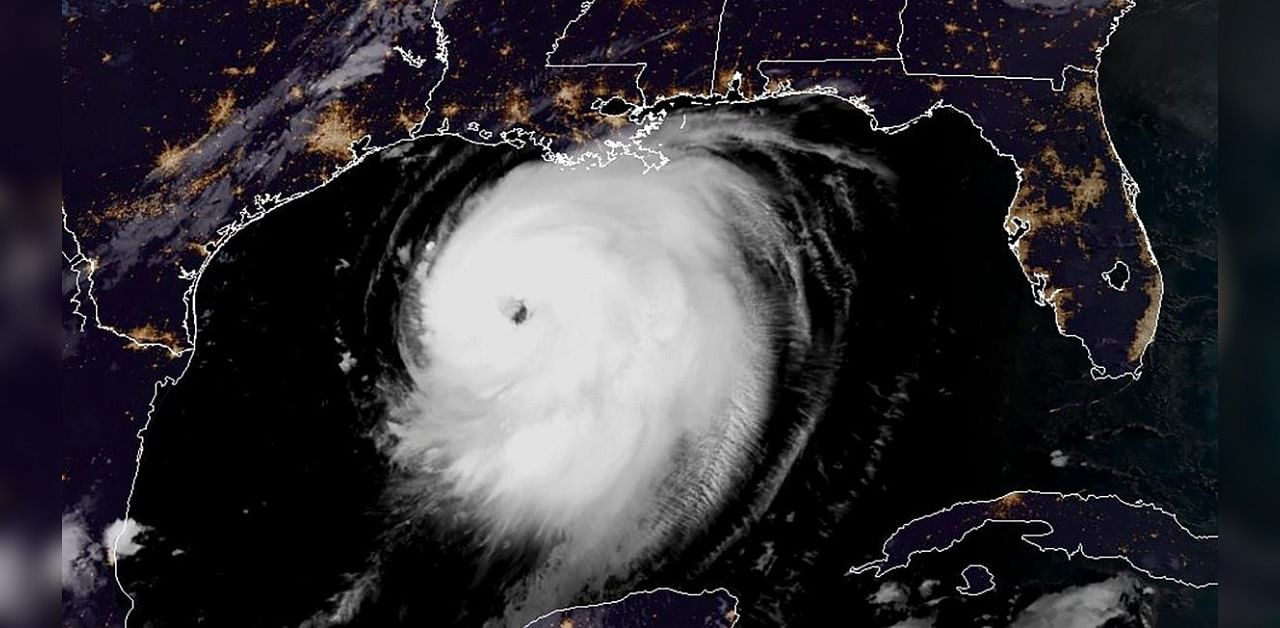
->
[390,153,780,583]
[0,535,29,620]
[869,581,909,607]
[1010,575,1141,628]
[376,110,875,620]
[104,518,150,564]
[885,616,936,628]
[61,515,101,598]
[332,102,894,625]
[0,528,58,624]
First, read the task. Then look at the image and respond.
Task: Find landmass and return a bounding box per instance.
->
[61,0,1192,621]
[849,491,1218,588]
[521,588,739,628]
[65,0,1159,379]
[956,564,996,596]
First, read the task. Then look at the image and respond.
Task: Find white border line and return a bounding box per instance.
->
[1102,259,1131,292]
[955,563,996,596]
[58,0,1180,622]
[847,489,1218,589]
[541,0,1158,380]
[519,587,740,628]
[709,0,730,93]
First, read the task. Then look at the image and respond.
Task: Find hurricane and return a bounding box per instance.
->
[390,154,778,554]
[317,100,888,624]
[124,95,972,628]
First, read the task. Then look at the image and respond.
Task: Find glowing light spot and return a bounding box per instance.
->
[306,101,364,160]
[553,82,585,111]
[155,141,192,173]
[208,90,237,128]
[439,102,462,118]
[125,323,184,354]
[502,91,531,125]
[221,65,257,76]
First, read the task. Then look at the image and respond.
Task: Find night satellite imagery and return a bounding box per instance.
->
[54,0,1219,626]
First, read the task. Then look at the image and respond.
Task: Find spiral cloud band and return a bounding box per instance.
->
[390,147,782,568]
[115,95,1088,628]
[353,100,890,623]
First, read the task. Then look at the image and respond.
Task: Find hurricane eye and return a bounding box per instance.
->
[500,297,531,325]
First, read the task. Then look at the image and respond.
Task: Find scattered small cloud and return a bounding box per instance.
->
[1001,0,1111,13]
[869,581,909,607]
[339,351,357,373]
[886,615,935,628]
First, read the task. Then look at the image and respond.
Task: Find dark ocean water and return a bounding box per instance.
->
[64,1,1221,626]
[122,76,1216,626]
